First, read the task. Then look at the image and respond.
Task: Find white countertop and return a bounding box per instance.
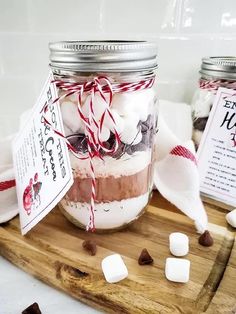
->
[0,256,100,314]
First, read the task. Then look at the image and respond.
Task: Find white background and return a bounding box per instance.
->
[1,0,236,136]
[1,1,236,313]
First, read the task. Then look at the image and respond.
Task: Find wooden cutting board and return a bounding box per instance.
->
[0,192,235,314]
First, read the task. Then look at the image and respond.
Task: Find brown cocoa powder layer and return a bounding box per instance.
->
[66,165,151,203]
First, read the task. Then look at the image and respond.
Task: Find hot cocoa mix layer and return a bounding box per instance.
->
[66,164,151,203]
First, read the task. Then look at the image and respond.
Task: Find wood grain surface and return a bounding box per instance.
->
[0,192,235,314]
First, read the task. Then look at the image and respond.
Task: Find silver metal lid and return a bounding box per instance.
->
[200,56,236,80]
[49,40,158,73]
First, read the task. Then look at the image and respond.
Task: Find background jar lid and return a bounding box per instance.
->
[200,56,236,80]
[49,40,158,73]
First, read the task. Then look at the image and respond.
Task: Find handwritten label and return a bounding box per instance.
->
[197,87,236,206]
[13,73,73,234]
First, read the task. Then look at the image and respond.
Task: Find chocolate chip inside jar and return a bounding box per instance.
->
[192,117,209,149]
[193,117,209,132]
[66,114,156,159]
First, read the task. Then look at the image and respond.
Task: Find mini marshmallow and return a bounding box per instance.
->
[104,110,124,134]
[124,112,140,127]
[60,101,82,133]
[169,232,189,257]
[83,94,107,119]
[68,92,87,104]
[120,124,138,145]
[119,112,140,145]
[100,126,110,142]
[165,258,190,283]
[112,111,125,134]
[101,254,128,283]
[192,89,213,118]
[226,209,236,228]
[128,89,155,121]
[111,94,132,116]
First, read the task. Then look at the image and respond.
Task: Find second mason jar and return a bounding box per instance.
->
[49,41,158,231]
[192,56,236,148]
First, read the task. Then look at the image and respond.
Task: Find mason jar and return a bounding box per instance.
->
[49,41,158,232]
[192,56,236,148]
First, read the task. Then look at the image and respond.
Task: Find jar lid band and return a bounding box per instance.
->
[200,56,236,80]
[49,40,158,73]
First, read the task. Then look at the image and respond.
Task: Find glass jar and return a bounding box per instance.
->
[49,41,158,232]
[192,56,236,148]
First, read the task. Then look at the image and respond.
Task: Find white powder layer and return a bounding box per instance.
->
[60,192,149,229]
[70,150,152,178]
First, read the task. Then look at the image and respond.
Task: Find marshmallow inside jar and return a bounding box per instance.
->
[49,40,158,232]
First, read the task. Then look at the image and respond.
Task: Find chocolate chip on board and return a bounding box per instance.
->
[138,248,154,265]
[22,302,42,314]
[82,239,97,256]
[198,230,214,247]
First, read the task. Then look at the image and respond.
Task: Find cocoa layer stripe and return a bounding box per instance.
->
[66,164,151,203]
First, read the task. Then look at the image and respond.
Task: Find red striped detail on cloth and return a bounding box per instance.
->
[0,179,16,191]
[170,145,197,166]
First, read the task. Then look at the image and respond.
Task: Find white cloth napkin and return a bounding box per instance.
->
[0,101,208,232]
[0,136,18,223]
[0,110,30,223]
[154,100,208,233]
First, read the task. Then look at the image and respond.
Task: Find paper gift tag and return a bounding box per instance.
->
[13,73,73,235]
[197,87,236,206]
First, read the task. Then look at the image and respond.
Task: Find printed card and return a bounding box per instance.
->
[13,73,73,234]
[197,87,236,206]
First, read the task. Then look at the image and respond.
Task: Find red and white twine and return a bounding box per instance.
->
[42,75,155,231]
[199,79,236,92]
[0,179,16,191]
